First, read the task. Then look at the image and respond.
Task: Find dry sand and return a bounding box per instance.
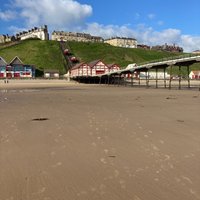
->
[0,80,200,200]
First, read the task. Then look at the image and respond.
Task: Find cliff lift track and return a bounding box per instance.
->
[59,41,75,72]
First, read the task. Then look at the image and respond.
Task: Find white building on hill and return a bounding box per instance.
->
[16,25,49,41]
[104,37,137,48]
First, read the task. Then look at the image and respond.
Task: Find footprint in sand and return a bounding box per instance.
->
[114,169,120,177]
[104,149,109,154]
[100,158,107,164]
[91,142,97,147]
[50,151,56,156]
[52,162,62,168]
[119,179,126,189]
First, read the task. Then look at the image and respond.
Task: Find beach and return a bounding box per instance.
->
[0,80,200,200]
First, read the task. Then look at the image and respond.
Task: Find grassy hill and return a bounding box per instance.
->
[67,41,200,76]
[0,39,67,74]
[0,39,199,77]
[67,41,185,67]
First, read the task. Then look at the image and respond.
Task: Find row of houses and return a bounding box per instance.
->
[52,31,103,43]
[0,35,15,43]
[151,43,183,53]
[70,60,120,77]
[1,25,186,51]
[16,25,49,41]
[104,37,137,48]
[0,25,49,44]
[0,56,35,78]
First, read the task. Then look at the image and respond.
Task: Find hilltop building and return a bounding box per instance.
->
[192,50,200,54]
[16,25,49,41]
[104,37,137,48]
[52,31,103,43]
[137,44,151,50]
[151,43,183,52]
[0,34,15,44]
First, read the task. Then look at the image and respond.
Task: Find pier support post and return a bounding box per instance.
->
[146,71,149,88]
[107,75,110,85]
[118,74,121,87]
[138,72,141,86]
[187,65,190,88]
[169,65,172,90]
[156,68,158,88]
[178,65,181,90]
[131,72,134,87]
[99,76,102,85]
[114,75,116,85]
[164,67,167,88]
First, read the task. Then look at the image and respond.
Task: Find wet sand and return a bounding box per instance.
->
[0,81,200,200]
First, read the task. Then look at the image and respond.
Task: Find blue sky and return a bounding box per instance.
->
[0,0,200,52]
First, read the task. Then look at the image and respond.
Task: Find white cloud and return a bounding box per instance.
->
[84,23,200,52]
[148,14,155,20]
[84,23,136,39]
[11,0,92,29]
[157,20,164,26]
[134,13,140,20]
[180,35,200,52]
[8,26,27,34]
[0,10,17,20]
[1,0,200,52]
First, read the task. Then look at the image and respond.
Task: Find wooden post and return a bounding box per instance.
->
[169,65,172,89]
[145,71,148,87]
[113,74,116,85]
[178,65,181,90]
[146,71,149,88]
[124,74,127,87]
[138,71,141,86]
[164,67,166,88]
[118,74,121,86]
[108,75,110,85]
[156,68,158,88]
[99,76,102,85]
[187,65,190,88]
[131,72,134,87]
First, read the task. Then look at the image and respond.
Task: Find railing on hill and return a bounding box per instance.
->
[0,41,21,49]
[59,41,74,71]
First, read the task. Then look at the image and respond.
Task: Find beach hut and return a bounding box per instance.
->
[9,56,35,78]
[189,70,200,79]
[0,57,7,78]
[89,60,109,76]
[44,69,59,78]
[108,63,120,72]
[70,62,90,77]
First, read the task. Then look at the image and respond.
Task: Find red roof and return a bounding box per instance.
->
[107,63,120,69]
[88,59,108,68]
[71,62,87,70]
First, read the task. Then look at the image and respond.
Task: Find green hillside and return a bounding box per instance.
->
[0,39,199,77]
[67,41,185,67]
[0,39,67,74]
[67,41,200,76]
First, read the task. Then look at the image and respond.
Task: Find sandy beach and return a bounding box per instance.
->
[0,80,200,200]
